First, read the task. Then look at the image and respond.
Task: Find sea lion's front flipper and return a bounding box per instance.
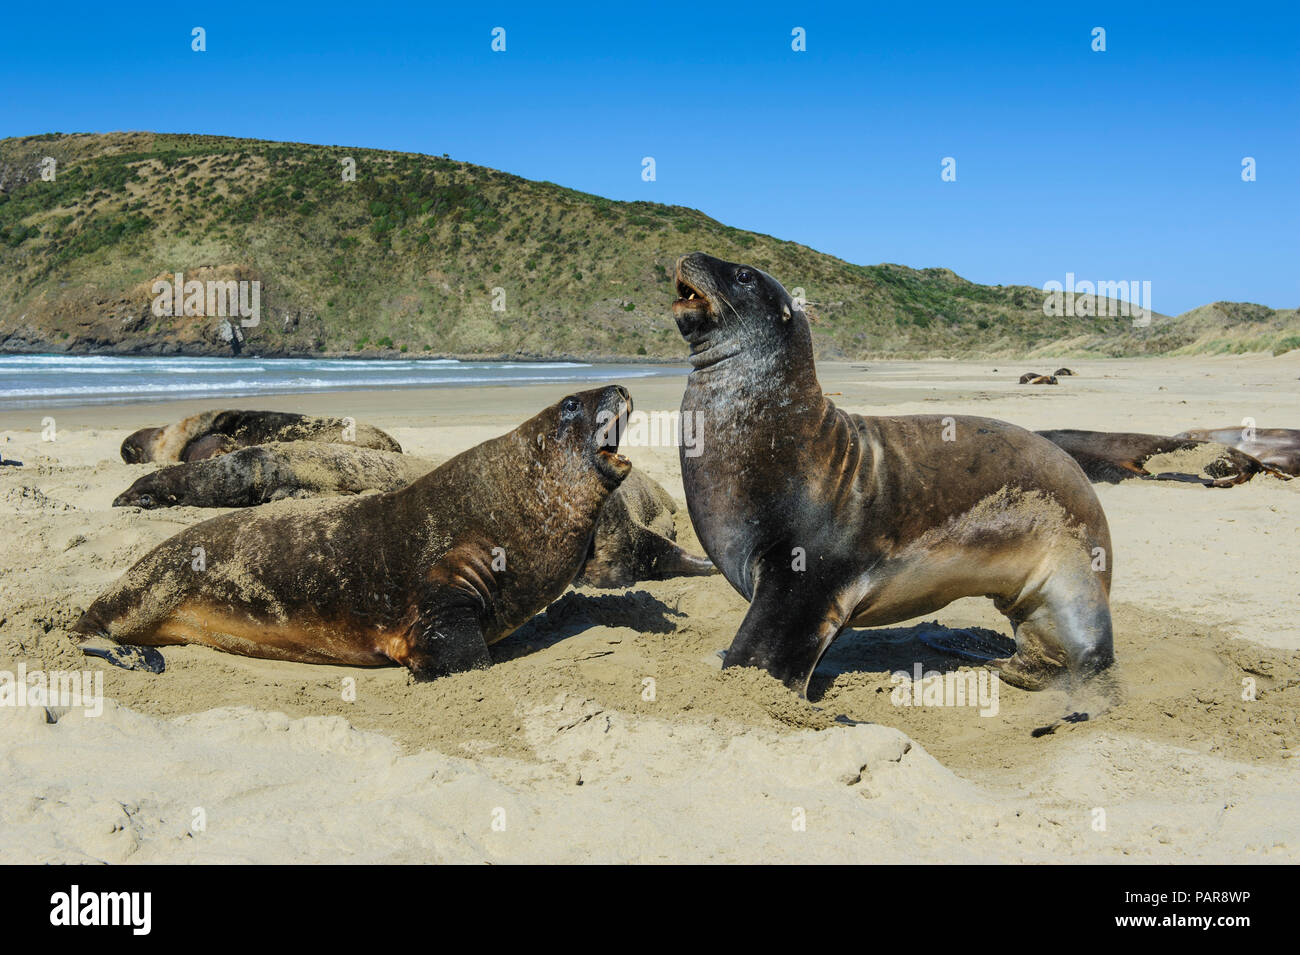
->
[722,558,846,698]
[81,644,166,674]
[402,601,491,681]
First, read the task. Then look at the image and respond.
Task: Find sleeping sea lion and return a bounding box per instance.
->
[1036,429,1287,486]
[113,443,436,508]
[574,470,717,588]
[120,409,401,463]
[1176,427,1300,477]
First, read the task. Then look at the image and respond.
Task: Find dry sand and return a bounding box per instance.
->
[1,354,1298,863]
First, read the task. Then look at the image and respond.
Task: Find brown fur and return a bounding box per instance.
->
[112,443,714,585]
[1038,429,1287,486]
[120,409,401,463]
[79,388,632,679]
[1177,427,1300,477]
[674,252,1114,696]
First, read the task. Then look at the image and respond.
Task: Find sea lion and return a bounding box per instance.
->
[120,410,401,463]
[179,434,240,461]
[1054,368,1075,377]
[113,442,437,508]
[673,252,1114,694]
[574,470,716,588]
[112,442,716,585]
[75,387,632,679]
[1018,373,1058,385]
[1176,427,1300,477]
[1036,429,1287,486]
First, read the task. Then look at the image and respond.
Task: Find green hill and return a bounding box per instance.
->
[0,132,1295,360]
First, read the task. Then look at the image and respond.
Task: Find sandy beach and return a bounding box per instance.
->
[2,355,1297,863]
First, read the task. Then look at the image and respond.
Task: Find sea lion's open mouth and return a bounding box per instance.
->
[674,276,705,303]
[670,274,712,311]
[673,271,713,318]
[595,391,633,480]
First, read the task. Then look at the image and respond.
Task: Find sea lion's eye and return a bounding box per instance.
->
[736,268,755,284]
[562,396,581,415]
[139,495,153,507]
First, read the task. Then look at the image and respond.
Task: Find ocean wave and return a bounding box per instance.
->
[0,355,682,408]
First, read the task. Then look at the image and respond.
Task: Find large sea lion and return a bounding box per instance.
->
[672,252,1114,694]
[76,387,632,679]
[1037,429,1287,486]
[111,442,715,586]
[1176,427,1300,477]
[1018,372,1058,385]
[120,410,401,463]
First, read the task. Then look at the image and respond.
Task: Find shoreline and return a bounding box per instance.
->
[0,343,693,366]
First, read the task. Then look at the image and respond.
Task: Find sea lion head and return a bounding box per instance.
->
[672,252,804,369]
[536,384,633,488]
[120,427,163,463]
[113,470,180,509]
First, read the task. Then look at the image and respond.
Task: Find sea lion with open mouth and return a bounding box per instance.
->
[120,409,402,463]
[1176,426,1300,477]
[672,252,1114,696]
[112,441,715,586]
[76,387,632,679]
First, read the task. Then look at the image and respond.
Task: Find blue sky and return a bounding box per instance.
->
[3,1,1296,313]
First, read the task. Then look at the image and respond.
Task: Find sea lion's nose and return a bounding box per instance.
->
[677,251,712,278]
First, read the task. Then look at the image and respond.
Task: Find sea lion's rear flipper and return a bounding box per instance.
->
[917,626,1015,663]
[81,644,166,674]
[1031,711,1090,737]
[1148,470,1219,485]
[644,535,717,580]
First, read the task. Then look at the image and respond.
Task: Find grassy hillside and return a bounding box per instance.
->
[0,132,1295,360]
